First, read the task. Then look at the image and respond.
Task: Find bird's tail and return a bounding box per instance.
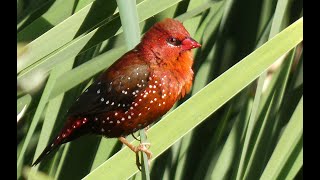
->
[31,135,62,166]
[32,117,91,166]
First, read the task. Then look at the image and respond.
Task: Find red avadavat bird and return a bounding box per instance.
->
[32,18,201,168]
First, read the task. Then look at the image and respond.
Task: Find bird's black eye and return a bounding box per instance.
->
[167,37,181,46]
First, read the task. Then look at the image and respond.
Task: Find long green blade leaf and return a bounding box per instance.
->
[260,97,303,180]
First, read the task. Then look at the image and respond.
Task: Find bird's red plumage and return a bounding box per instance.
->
[32,18,201,166]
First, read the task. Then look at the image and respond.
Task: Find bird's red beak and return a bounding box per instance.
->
[181,37,201,50]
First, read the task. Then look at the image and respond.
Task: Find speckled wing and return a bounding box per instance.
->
[67,61,150,117]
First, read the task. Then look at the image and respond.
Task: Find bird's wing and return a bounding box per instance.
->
[67,58,150,117]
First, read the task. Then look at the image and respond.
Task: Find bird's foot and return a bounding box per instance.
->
[118,137,152,171]
[134,143,152,170]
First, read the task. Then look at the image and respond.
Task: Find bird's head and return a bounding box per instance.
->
[139,18,201,63]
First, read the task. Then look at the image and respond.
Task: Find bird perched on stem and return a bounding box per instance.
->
[32,18,201,169]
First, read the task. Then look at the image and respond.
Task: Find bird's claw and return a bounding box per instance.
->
[131,126,149,141]
[118,137,152,170]
[131,133,140,141]
[134,143,152,171]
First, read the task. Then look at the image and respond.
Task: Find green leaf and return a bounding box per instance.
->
[17,0,83,42]
[116,0,151,179]
[17,94,32,122]
[17,72,58,178]
[49,46,126,100]
[260,97,303,179]
[30,59,75,174]
[209,100,252,179]
[234,0,296,178]
[17,0,183,79]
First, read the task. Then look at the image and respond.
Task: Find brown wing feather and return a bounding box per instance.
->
[67,52,150,117]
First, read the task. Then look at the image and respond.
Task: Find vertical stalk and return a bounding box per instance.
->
[116,0,151,179]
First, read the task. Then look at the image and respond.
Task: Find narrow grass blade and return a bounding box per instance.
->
[116,0,151,178]
[17,94,32,123]
[242,38,297,180]
[260,97,303,180]
[23,167,54,180]
[54,144,70,179]
[117,0,140,48]
[17,2,97,73]
[30,59,74,173]
[209,100,252,180]
[197,103,233,179]
[140,131,151,180]
[234,65,267,180]
[89,138,120,170]
[17,0,56,30]
[176,0,224,22]
[49,46,126,100]
[17,0,79,42]
[17,0,182,78]
[17,72,59,178]
[234,0,294,178]
[284,146,303,180]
